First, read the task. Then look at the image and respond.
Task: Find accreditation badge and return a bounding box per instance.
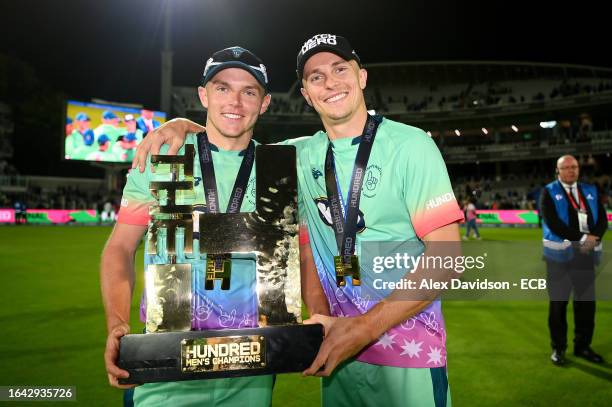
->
[578,210,590,234]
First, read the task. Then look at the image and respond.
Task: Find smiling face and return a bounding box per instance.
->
[300,52,367,126]
[198,68,270,143]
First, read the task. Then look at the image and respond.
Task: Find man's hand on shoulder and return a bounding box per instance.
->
[132,118,205,172]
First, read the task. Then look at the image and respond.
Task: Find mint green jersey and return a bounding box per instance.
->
[284,117,463,368]
[120,133,272,406]
[118,133,259,330]
[65,129,96,159]
[94,123,124,142]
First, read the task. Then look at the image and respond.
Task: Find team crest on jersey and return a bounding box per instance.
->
[312,168,323,180]
[363,165,382,198]
[314,197,366,232]
[194,176,202,187]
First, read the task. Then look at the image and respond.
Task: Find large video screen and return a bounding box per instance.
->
[64,100,166,163]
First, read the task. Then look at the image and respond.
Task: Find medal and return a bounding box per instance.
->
[197,132,255,290]
[325,115,381,286]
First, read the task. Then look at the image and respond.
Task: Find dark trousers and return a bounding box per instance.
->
[546,253,596,351]
[465,218,480,237]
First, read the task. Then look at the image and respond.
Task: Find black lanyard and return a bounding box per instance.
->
[324,114,381,264]
[196,132,255,290]
[196,132,255,214]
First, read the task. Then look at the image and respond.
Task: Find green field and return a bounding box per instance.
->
[0,226,610,406]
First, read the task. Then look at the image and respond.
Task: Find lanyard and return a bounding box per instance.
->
[324,114,381,263]
[196,132,255,291]
[559,181,586,212]
[196,132,255,214]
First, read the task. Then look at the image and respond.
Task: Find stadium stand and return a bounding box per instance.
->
[3,61,611,223]
[0,172,118,211]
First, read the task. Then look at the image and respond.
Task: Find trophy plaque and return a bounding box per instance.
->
[118,144,323,384]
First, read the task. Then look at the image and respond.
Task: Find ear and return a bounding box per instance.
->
[300,87,313,107]
[260,94,271,115]
[198,86,209,109]
[358,68,368,90]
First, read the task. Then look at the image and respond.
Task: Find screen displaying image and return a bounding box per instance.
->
[64,100,166,163]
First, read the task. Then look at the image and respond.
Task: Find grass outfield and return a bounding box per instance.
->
[0,226,610,406]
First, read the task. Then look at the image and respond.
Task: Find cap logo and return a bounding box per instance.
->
[202,48,268,88]
[301,34,337,54]
[231,48,244,58]
[258,64,268,84]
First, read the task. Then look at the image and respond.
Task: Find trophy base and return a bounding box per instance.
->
[118,324,324,384]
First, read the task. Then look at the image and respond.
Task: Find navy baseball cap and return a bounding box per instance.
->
[97,134,110,145]
[75,112,90,121]
[102,111,118,120]
[296,34,361,80]
[201,46,268,91]
[124,133,137,142]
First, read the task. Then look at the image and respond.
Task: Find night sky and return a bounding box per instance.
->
[2,0,610,111]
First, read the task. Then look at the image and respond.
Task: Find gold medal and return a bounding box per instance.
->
[334,255,360,287]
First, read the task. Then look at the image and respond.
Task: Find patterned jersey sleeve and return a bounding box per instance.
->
[402,131,464,239]
[117,165,154,226]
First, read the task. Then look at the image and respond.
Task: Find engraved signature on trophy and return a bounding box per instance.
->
[218,308,237,328]
[194,296,213,321]
[238,313,254,328]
